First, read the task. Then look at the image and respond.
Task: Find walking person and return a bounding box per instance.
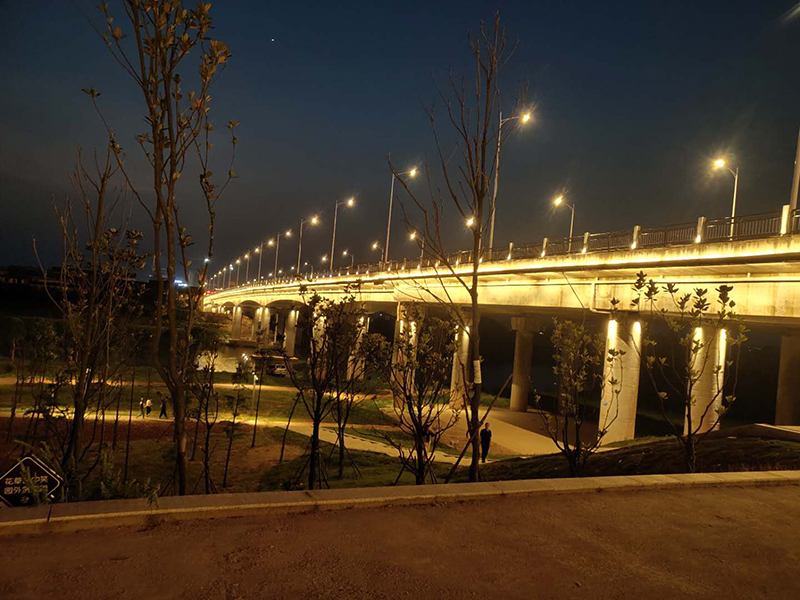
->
[138,398,145,418]
[145,397,153,417]
[480,422,492,463]
[158,393,168,419]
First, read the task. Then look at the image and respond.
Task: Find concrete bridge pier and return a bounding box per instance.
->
[599,318,642,443]
[252,307,263,341]
[348,315,369,380]
[283,308,299,357]
[685,325,727,435]
[776,333,800,425]
[231,305,243,340]
[392,303,421,396]
[450,316,471,403]
[259,306,272,342]
[509,316,540,412]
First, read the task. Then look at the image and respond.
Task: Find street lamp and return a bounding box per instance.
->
[385,166,418,264]
[712,158,740,237]
[268,230,292,283]
[465,216,476,228]
[330,197,355,274]
[342,249,354,269]
[553,195,576,252]
[255,244,263,282]
[235,259,241,286]
[297,215,319,273]
[244,253,250,283]
[488,110,533,249]
[409,231,425,262]
[228,264,234,288]
[371,241,384,266]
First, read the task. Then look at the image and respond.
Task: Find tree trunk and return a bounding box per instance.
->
[415,437,426,485]
[337,429,345,479]
[173,385,188,495]
[309,416,320,490]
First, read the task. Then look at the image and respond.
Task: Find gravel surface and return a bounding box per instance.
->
[2,485,799,599]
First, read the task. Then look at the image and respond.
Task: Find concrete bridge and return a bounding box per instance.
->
[203,206,800,442]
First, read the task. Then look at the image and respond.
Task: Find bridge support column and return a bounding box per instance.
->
[260,307,272,343]
[251,307,262,341]
[283,308,299,357]
[392,304,421,402]
[776,334,800,425]
[510,316,539,412]
[450,316,471,403]
[685,325,727,435]
[231,305,243,340]
[348,315,369,380]
[599,318,642,443]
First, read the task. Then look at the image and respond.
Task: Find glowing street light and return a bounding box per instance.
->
[342,249,354,269]
[712,157,740,237]
[553,194,576,252]
[410,231,425,262]
[465,216,476,228]
[489,109,533,249]
[385,165,418,264]
[244,253,250,283]
[297,215,319,273]
[330,196,355,275]
[235,258,241,286]
[228,264,234,288]
[254,244,263,282]
[268,229,292,283]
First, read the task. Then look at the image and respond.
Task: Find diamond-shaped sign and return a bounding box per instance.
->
[0,455,62,508]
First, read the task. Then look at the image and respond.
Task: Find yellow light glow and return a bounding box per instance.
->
[342,250,348,256]
[347,197,355,207]
[244,253,249,259]
[286,230,292,236]
[466,216,476,228]
[713,158,726,169]
[372,242,379,250]
[409,168,418,178]
[521,112,532,123]
[311,216,319,225]
[236,259,240,264]
[554,195,564,206]
[695,234,702,243]
[268,239,275,246]
[255,247,259,253]
[409,231,416,240]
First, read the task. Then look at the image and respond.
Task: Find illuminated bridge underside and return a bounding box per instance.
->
[204,234,800,439]
[206,235,800,325]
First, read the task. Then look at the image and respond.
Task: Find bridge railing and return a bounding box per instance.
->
[208,206,800,293]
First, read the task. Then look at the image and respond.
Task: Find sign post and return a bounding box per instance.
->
[0,455,63,508]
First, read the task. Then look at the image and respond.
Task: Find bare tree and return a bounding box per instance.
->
[283,291,366,489]
[33,146,144,499]
[389,13,525,482]
[534,318,623,476]
[91,1,237,494]
[630,272,746,472]
[373,306,461,484]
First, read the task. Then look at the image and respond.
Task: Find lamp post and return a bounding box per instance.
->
[228,264,234,288]
[712,158,740,237]
[330,197,354,275]
[297,215,319,273]
[342,249,354,269]
[268,230,292,283]
[409,231,425,263]
[371,241,384,268]
[488,111,532,250]
[385,167,418,264]
[553,195,576,252]
[244,253,250,284]
[255,244,263,282]
[235,259,241,286]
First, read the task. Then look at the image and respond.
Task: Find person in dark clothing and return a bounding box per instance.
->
[480,422,492,463]
[158,393,168,419]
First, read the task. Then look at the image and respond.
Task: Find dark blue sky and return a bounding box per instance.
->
[3,1,800,274]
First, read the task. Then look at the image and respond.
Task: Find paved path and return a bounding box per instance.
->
[3,484,798,599]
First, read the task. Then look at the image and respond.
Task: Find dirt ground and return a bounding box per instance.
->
[2,485,799,599]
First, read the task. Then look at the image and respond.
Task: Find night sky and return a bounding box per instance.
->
[3,1,800,277]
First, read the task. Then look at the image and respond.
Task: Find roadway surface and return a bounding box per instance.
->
[2,485,798,599]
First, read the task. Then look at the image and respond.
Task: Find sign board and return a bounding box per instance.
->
[0,455,63,508]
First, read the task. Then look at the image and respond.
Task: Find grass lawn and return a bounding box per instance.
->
[260,444,456,491]
[465,436,800,482]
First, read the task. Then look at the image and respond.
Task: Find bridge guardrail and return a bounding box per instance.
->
[208,206,800,293]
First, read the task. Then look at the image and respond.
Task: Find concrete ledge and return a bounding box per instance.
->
[2,471,798,536]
